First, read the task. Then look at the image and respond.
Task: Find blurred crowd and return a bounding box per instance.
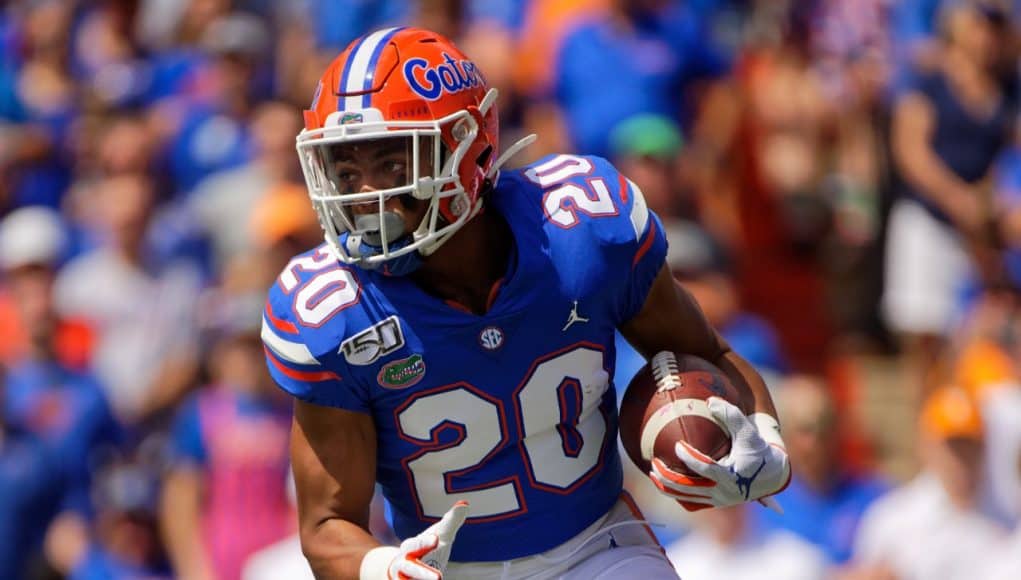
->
[2,0,1021,578]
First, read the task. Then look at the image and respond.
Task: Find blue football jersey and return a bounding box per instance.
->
[262,154,668,561]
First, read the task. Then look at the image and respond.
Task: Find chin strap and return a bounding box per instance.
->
[418,131,536,258]
[477,87,536,181]
[487,133,537,180]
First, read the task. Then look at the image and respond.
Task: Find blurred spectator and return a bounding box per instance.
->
[992,120,1021,288]
[49,459,170,580]
[54,175,203,424]
[458,0,529,107]
[0,0,76,212]
[240,474,314,580]
[846,385,1006,580]
[0,205,82,365]
[513,0,609,99]
[71,2,154,111]
[136,0,230,51]
[190,101,304,269]
[886,0,1014,356]
[0,207,120,501]
[249,182,323,271]
[512,0,610,159]
[754,375,887,565]
[669,222,788,377]
[543,0,730,158]
[93,115,157,179]
[615,220,786,397]
[666,503,828,580]
[609,113,692,219]
[982,530,1021,579]
[976,370,1021,526]
[978,443,1021,579]
[888,0,945,81]
[298,0,409,51]
[0,383,71,579]
[699,13,839,371]
[157,11,273,195]
[241,533,313,580]
[161,301,293,580]
[952,293,1021,526]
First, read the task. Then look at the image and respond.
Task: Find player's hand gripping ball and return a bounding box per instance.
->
[619,352,789,512]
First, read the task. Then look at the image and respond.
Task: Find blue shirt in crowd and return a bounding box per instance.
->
[900,71,1012,224]
[0,428,70,578]
[553,2,729,157]
[70,544,170,580]
[753,473,888,564]
[3,360,121,508]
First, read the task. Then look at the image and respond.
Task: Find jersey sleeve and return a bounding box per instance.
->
[262,281,370,413]
[616,177,668,324]
[563,155,668,325]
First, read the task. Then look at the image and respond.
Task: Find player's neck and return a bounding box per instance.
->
[411,209,512,315]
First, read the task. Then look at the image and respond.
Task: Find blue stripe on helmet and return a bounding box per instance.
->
[361,27,405,108]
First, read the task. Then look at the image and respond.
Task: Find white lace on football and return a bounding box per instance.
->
[651,351,681,392]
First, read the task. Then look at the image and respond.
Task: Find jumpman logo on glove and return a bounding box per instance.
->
[733,458,767,501]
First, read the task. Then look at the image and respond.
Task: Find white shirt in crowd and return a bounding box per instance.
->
[852,472,1006,580]
[666,527,827,580]
[979,529,1021,580]
[980,383,1021,527]
[241,534,314,580]
[54,249,202,418]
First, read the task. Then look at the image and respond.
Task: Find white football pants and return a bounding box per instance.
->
[444,494,679,580]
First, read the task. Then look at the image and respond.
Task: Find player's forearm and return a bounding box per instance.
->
[619,266,777,419]
[714,348,778,419]
[301,517,382,580]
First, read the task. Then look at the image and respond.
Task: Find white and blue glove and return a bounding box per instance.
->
[360,501,469,580]
[649,397,790,512]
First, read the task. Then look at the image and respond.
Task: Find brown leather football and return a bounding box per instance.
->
[619,352,748,475]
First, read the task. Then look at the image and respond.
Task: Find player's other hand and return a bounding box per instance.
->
[360,501,469,580]
[650,398,790,512]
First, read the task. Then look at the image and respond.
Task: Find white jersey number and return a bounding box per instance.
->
[395,345,610,519]
[278,248,361,327]
[525,155,618,228]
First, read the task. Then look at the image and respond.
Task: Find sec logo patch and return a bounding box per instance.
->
[478,326,504,351]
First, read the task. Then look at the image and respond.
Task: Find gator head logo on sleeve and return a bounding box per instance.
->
[377,354,426,389]
[403,53,485,101]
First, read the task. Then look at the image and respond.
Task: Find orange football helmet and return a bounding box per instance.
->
[296,26,533,272]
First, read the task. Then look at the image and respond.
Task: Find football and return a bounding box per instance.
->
[618,352,749,475]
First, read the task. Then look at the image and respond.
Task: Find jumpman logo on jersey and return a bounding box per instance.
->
[734,458,767,500]
[562,301,589,331]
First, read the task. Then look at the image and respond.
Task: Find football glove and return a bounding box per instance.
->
[649,397,790,512]
[360,501,469,580]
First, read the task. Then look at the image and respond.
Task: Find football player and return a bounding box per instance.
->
[262,27,790,579]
